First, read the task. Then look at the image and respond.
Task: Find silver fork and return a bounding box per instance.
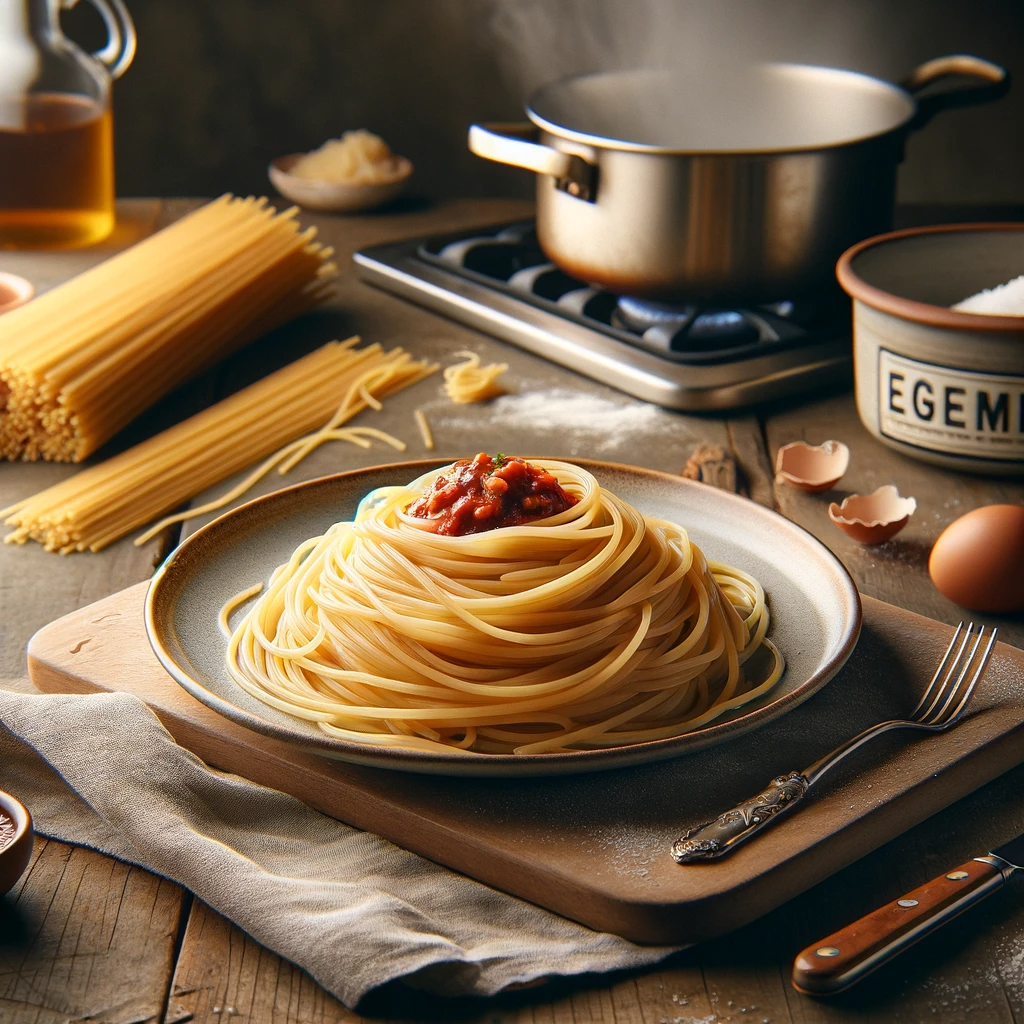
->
[671,623,999,864]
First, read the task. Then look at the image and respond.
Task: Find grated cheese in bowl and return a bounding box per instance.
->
[290,130,407,185]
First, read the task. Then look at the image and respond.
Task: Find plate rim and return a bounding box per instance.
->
[146,458,862,776]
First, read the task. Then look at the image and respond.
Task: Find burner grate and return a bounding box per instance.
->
[421,221,843,364]
[353,220,852,411]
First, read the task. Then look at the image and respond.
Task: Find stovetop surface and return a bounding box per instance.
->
[416,220,848,366]
[354,220,852,411]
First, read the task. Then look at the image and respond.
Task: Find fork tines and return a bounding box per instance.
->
[912,623,999,727]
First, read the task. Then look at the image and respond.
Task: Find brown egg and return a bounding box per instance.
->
[929,505,1024,613]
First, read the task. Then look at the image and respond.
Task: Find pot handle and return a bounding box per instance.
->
[901,54,1010,133]
[468,123,598,201]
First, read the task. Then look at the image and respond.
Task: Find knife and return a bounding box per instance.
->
[791,831,1023,996]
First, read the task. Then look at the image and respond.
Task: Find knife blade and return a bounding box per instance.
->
[791,831,1024,996]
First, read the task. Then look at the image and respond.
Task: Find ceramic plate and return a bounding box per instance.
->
[146,459,861,776]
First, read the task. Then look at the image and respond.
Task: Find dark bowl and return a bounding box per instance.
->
[0,789,33,896]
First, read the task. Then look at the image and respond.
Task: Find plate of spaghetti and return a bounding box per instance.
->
[146,456,861,776]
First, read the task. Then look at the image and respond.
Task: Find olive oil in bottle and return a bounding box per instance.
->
[0,0,135,248]
[0,93,114,248]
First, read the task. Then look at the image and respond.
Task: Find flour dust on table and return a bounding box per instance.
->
[430,386,671,455]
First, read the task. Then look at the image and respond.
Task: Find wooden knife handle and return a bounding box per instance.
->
[792,858,1006,996]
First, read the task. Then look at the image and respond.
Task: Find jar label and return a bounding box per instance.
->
[878,349,1024,461]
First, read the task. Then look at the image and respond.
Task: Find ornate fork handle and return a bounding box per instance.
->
[671,623,997,865]
[671,772,810,863]
[670,720,910,863]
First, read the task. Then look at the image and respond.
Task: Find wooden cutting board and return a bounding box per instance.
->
[27,581,1024,945]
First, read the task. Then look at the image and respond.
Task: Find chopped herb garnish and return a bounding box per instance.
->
[493,452,507,468]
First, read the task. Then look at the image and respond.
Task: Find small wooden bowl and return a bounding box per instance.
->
[0,272,34,314]
[0,788,33,896]
[268,153,413,213]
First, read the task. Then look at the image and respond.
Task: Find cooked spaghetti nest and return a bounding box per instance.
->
[224,461,784,755]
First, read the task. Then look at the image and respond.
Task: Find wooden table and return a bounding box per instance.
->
[1,199,1022,1024]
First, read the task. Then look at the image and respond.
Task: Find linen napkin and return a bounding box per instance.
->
[0,679,678,1007]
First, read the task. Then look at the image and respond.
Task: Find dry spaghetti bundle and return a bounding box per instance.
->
[2,339,437,553]
[225,460,784,755]
[0,194,337,462]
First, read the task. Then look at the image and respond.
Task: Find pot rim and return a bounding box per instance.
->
[836,222,1024,333]
[525,63,916,156]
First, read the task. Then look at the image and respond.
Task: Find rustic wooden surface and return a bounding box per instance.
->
[1,198,1023,1023]
[0,838,184,1024]
[27,582,1024,944]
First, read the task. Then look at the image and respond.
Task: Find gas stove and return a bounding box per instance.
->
[354,221,851,411]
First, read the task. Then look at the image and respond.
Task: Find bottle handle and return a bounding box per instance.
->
[63,0,137,79]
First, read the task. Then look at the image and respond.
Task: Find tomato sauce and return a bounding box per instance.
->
[406,453,578,536]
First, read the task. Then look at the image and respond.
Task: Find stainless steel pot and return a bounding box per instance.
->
[469,56,1009,302]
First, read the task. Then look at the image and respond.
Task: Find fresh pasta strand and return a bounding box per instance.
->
[0,195,337,463]
[3,340,437,553]
[443,350,508,404]
[219,583,264,638]
[224,459,784,755]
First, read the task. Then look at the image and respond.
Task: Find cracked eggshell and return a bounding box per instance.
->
[828,485,917,545]
[775,440,850,492]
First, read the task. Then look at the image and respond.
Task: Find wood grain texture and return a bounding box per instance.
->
[163,805,1024,1024]
[3,197,1024,1023]
[26,581,1024,947]
[166,900,356,1024]
[0,838,184,1024]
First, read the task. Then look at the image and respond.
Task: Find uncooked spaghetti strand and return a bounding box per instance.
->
[415,409,434,450]
[134,425,407,546]
[275,358,437,474]
[443,350,508,404]
[83,379,414,538]
[2,342,357,516]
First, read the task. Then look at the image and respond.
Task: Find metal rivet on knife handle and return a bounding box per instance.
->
[791,857,1009,996]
